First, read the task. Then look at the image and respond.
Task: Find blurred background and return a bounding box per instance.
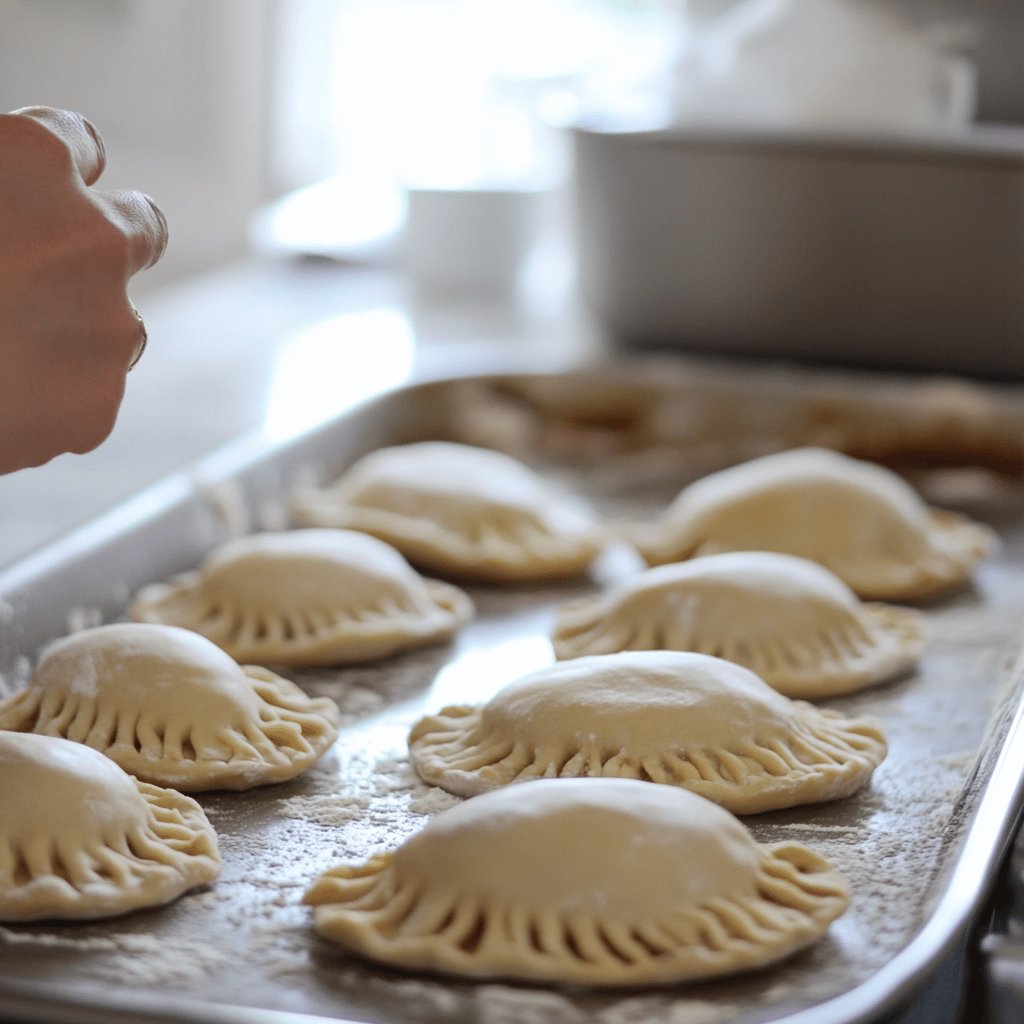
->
[1,0,1023,566]
[3,0,1021,290]
[1,0,677,288]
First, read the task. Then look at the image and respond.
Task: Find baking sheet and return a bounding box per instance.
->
[3,356,1024,1024]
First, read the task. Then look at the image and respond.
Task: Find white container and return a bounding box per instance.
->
[572,121,1024,376]
[402,185,544,297]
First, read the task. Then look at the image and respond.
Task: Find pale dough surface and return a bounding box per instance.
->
[290,441,602,582]
[552,551,925,697]
[0,623,341,790]
[409,650,887,813]
[129,529,474,666]
[0,731,220,922]
[305,778,850,986]
[634,447,994,601]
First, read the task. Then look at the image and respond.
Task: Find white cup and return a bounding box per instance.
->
[402,184,543,297]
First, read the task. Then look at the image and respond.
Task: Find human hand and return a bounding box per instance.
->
[0,106,168,474]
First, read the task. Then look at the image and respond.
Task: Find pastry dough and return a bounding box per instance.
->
[0,731,220,922]
[290,441,602,582]
[634,447,994,601]
[552,551,925,698]
[409,650,886,813]
[129,529,473,666]
[304,778,849,986]
[0,623,341,791]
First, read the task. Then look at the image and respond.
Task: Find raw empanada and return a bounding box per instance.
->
[0,731,220,922]
[633,447,994,601]
[409,650,886,813]
[0,623,341,791]
[552,551,925,698]
[304,777,849,986]
[290,441,602,582]
[129,529,473,666]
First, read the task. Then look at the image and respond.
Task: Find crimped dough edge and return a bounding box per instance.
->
[1,773,220,923]
[0,665,341,791]
[304,784,849,986]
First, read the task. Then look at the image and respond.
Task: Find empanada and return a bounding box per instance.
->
[290,441,601,582]
[633,447,994,601]
[129,529,473,666]
[552,551,925,698]
[304,778,849,986]
[409,650,886,813]
[0,623,341,791]
[0,731,220,921]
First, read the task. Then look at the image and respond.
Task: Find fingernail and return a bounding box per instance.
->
[143,194,170,265]
[80,114,107,177]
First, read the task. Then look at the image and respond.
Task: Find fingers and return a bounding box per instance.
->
[7,105,169,276]
[10,105,106,186]
[99,189,170,274]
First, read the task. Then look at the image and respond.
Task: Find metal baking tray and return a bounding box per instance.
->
[3,355,1024,1024]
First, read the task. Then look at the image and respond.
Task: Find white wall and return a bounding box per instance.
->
[0,0,278,291]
